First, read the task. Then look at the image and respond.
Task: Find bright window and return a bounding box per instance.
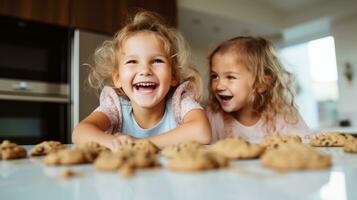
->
[279,36,339,130]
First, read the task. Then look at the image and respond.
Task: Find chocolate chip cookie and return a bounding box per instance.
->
[94,149,160,176]
[209,138,264,160]
[0,140,27,160]
[261,135,302,149]
[261,143,331,171]
[310,132,353,147]
[118,139,159,154]
[43,148,93,165]
[343,137,357,153]
[74,141,110,159]
[29,141,66,156]
[167,150,228,172]
[161,140,203,159]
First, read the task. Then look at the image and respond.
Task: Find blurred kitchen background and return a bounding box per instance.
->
[0,0,357,144]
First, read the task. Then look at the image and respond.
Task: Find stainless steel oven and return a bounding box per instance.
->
[0,16,70,144]
[0,80,70,144]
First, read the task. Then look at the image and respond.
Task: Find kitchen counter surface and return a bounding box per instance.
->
[1,147,357,200]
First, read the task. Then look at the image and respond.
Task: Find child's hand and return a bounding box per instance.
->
[109,134,136,152]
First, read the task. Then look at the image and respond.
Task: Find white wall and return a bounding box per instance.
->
[190,47,212,102]
[332,14,357,127]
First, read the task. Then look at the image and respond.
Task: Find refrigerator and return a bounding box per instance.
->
[71,29,112,140]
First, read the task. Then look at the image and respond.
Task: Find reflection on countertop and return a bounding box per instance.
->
[1,147,357,200]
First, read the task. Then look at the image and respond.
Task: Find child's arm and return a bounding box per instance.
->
[72,111,138,151]
[72,112,116,147]
[147,109,212,148]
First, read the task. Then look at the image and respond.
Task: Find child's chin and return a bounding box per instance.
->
[220,105,233,112]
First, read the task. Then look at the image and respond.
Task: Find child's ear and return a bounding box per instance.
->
[171,77,178,87]
[256,75,274,93]
[112,69,121,88]
[256,84,267,93]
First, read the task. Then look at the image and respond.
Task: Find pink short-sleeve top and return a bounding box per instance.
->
[94,81,203,134]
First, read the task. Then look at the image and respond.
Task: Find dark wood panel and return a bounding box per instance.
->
[0,0,70,26]
[124,0,177,27]
[0,0,177,34]
[71,0,116,34]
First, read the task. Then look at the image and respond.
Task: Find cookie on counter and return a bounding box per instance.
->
[261,135,302,149]
[167,150,228,172]
[0,140,27,160]
[94,151,130,171]
[118,139,159,154]
[310,132,354,147]
[261,143,331,171]
[43,148,93,165]
[29,141,66,156]
[209,138,264,160]
[161,140,203,159]
[343,137,357,153]
[74,141,110,160]
[94,149,160,177]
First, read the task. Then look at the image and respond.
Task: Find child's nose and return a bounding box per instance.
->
[216,80,226,90]
[139,63,153,76]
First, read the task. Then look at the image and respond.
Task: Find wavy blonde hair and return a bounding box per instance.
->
[88,11,202,98]
[208,36,298,133]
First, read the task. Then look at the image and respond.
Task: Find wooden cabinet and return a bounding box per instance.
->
[0,0,177,34]
[125,0,177,27]
[72,0,177,34]
[70,0,120,34]
[0,0,70,26]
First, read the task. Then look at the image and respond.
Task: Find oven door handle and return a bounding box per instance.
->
[13,81,31,91]
[0,93,69,103]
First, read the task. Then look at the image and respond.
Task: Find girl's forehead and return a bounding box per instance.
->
[212,52,244,65]
[120,32,169,54]
[211,52,248,71]
[124,31,165,45]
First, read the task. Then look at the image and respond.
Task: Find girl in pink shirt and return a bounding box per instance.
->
[206,36,311,142]
[72,11,211,151]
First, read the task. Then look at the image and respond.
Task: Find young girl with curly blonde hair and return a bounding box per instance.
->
[206,36,311,142]
[72,11,211,151]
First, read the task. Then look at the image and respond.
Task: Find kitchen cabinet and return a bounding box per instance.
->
[0,0,70,26]
[0,0,177,34]
[70,0,121,34]
[125,0,177,27]
[72,0,177,34]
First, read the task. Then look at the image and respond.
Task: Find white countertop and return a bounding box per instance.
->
[314,127,357,134]
[1,147,357,200]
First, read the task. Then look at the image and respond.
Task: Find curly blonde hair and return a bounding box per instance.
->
[88,11,202,98]
[208,36,298,133]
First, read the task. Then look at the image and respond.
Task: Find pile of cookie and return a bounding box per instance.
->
[161,132,357,172]
[310,132,357,152]
[94,140,161,176]
[0,131,356,176]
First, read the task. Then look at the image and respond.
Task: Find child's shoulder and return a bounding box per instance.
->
[171,81,203,123]
[172,81,199,100]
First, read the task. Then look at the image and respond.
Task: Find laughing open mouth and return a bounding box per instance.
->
[134,82,158,90]
[218,94,233,101]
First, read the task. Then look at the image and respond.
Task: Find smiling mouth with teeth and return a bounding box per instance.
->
[218,94,233,101]
[134,82,158,90]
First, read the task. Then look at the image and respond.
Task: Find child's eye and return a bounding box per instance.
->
[125,60,137,64]
[227,76,236,79]
[210,74,218,80]
[153,58,164,64]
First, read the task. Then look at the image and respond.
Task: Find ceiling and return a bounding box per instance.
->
[256,0,328,14]
[178,0,357,48]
